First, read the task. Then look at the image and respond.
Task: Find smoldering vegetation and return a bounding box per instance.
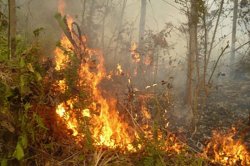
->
[0,0,250,165]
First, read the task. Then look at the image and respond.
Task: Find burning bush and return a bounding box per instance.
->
[204,128,250,165]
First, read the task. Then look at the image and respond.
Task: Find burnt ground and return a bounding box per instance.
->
[167,77,250,152]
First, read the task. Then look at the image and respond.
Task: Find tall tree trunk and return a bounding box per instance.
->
[138,0,146,49]
[87,0,96,47]
[114,0,127,62]
[8,0,16,59]
[101,0,110,50]
[206,0,224,68]
[230,0,238,74]
[80,0,87,28]
[186,0,198,106]
[202,10,208,96]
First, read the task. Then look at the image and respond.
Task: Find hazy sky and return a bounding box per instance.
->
[13,0,249,64]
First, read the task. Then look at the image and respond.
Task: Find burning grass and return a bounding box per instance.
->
[52,12,183,153]
[49,7,250,165]
[1,1,249,165]
[204,128,250,165]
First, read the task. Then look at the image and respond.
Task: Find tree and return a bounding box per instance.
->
[8,0,16,59]
[186,0,198,107]
[138,0,147,49]
[230,0,239,74]
[114,0,127,61]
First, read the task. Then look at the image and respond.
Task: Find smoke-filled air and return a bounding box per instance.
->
[0,0,250,165]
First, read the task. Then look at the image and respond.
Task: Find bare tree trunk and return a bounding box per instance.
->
[186,0,201,135]
[206,0,224,68]
[186,0,198,106]
[114,0,127,62]
[87,0,96,47]
[101,0,110,50]
[80,0,87,28]
[8,0,16,59]
[138,0,146,49]
[202,10,208,95]
[230,0,238,75]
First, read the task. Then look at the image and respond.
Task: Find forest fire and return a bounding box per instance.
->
[2,0,250,165]
[204,128,250,165]
[52,2,185,153]
[54,3,136,150]
[130,42,141,63]
[51,2,250,164]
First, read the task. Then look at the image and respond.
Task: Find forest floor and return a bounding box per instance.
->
[167,77,250,153]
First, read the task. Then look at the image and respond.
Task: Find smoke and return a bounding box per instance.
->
[13,0,250,111]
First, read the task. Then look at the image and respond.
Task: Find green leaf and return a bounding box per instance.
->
[20,57,25,68]
[20,134,28,149]
[27,63,35,73]
[78,154,85,161]
[1,159,7,166]
[24,103,31,111]
[35,72,42,81]
[20,75,25,88]
[20,75,25,95]
[13,142,24,160]
[34,114,48,130]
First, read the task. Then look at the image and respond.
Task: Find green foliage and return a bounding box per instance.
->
[34,113,48,131]
[0,159,7,166]
[0,29,8,61]
[0,20,49,165]
[13,142,25,160]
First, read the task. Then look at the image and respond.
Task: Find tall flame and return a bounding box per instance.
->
[54,0,135,150]
[53,0,185,153]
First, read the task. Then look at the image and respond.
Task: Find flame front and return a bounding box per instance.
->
[204,128,250,165]
[54,3,134,149]
[77,56,135,149]
[53,0,186,153]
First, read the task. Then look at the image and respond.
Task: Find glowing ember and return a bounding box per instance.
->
[82,109,90,117]
[130,42,141,63]
[116,63,123,75]
[56,100,79,136]
[57,79,67,92]
[141,105,151,120]
[56,103,65,117]
[204,128,250,165]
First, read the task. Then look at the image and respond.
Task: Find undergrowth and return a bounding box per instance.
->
[0,23,210,166]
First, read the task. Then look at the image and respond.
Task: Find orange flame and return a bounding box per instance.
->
[53,0,183,153]
[54,7,135,150]
[54,36,70,71]
[130,42,141,63]
[56,100,79,136]
[204,128,250,165]
[116,63,123,75]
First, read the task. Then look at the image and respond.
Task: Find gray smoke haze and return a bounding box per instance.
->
[6,0,249,100]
